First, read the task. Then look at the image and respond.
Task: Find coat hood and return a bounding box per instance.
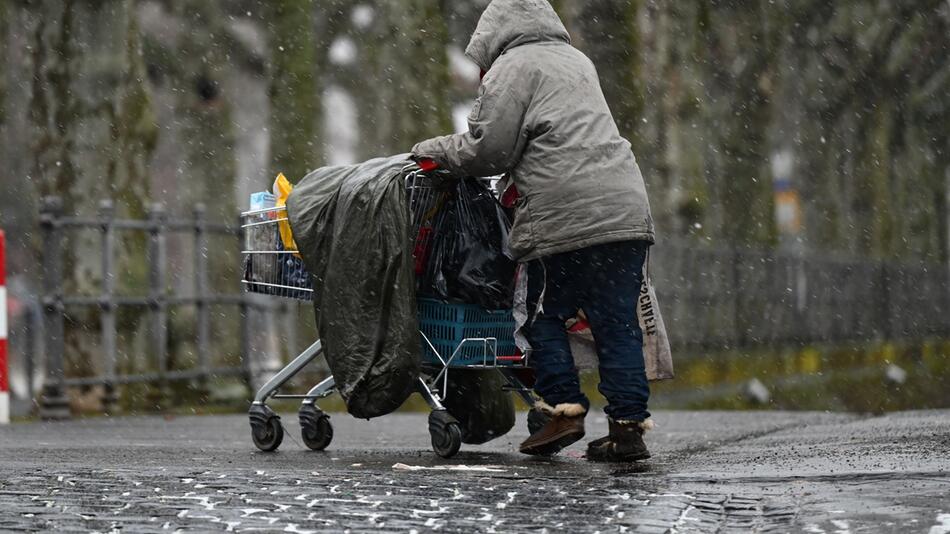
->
[464,0,571,71]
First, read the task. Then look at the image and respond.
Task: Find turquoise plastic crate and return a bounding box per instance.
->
[417,298,518,366]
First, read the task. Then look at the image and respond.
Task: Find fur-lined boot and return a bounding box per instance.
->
[518,401,586,456]
[586,418,653,462]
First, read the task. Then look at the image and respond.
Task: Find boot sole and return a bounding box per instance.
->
[519,429,585,456]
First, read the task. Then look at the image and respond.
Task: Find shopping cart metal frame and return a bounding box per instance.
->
[242,165,540,458]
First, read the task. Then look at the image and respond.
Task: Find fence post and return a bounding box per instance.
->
[193,203,210,398]
[946,261,950,338]
[731,245,744,348]
[99,200,118,412]
[799,253,810,344]
[238,214,253,394]
[148,204,169,407]
[39,196,70,420]
[878,260,892,340]
[26,300,40,403]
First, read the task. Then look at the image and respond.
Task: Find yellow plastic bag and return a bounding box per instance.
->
[273,173,299,254]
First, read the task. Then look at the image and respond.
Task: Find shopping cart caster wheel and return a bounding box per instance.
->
[299,404,333,451]
[428,410,462,459]
[527,408,551,436]
[249,404,284,452]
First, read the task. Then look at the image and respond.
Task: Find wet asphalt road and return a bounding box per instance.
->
[1,409,949,533]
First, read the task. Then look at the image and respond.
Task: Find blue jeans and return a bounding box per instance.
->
[525,240,651,422]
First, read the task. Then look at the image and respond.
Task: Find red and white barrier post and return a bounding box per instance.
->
[0,230,8,424]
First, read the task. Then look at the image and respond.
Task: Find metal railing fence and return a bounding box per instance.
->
[24,195,950,418]
[35,196,277,419]
[651,242,950,349]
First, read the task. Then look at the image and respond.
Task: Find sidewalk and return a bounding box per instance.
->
[1,409,947,532]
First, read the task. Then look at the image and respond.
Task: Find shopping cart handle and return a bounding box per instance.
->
[417,158,439,172]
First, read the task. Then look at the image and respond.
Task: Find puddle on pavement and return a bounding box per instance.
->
[609,462,652,476]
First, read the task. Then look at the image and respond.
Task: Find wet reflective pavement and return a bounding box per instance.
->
[1,410,948,532]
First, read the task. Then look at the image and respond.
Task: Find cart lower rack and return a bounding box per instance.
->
[242,166,542,458]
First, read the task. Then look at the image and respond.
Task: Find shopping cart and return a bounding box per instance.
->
[242,165,540,458]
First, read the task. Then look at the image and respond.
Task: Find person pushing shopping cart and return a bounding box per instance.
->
[412,0,658,462]
[243,0,669,463]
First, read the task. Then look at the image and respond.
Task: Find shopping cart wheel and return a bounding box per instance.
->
[527,408,551,436]
[299,404,333,451]
[428,410,462,459]
[249,404,284,452]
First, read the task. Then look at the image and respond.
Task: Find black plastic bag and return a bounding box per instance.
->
[442,369,515,444]
[420,178,515,309]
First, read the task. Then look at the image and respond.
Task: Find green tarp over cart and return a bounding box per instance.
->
[286,155,515,443]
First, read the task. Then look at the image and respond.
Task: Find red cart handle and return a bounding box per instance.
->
[417,158,438,172]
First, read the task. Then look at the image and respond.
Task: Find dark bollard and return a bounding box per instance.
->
[99,200,118,413]
[194,203,211,399]
[147,203,169,409]
[238,214,254,396]
[39,196,70,420]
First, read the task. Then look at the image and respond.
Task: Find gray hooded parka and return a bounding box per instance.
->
[412,0,655,261]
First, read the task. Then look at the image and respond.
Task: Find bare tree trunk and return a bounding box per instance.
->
[267,0,319,182]
[173,0,236,229]
[795,0,947,259]
[0,1,7,131]
[168,0,241,377]
[571,0,644,147]
[26,0,156,400]
[702,1,778,246]
[354,0,452,159]
[635,2,691,237]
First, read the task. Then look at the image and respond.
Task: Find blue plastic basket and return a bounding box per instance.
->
[417,298,518,366]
